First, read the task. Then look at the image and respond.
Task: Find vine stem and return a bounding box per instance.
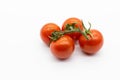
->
[63,29,89,40]
[49,22,93,43]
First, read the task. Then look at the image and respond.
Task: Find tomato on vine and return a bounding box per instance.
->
[40,18,104,60]
[78,22,104,55]
[62,17,84,41]
[40,23,60,46]
[50,35,75,59]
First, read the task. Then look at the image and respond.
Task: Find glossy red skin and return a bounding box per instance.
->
[50,35,75,59]
[79,29,104,55]
[40,23,60,46]
[62,17,83,41]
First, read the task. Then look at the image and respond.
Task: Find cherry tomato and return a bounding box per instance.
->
[78,29,103,55]
[50,35,75,59]
[40,23,60,46]
[62,17,83,41]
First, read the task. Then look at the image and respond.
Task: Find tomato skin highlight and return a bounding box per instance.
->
[50,35,75,59]
[62,17,83,41]
[78,29,104,55]
[40,23,60,46]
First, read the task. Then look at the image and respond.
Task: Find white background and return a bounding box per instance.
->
[0,0,120,80]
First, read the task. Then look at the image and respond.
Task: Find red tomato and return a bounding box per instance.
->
[50,35,75,59]
[78,29,103,55]
[40,23,60,46]
[62,17,83,41]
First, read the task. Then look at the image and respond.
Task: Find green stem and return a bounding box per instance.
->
[88,22,91,31]
[50,22,91,42]
[82,21,87,31]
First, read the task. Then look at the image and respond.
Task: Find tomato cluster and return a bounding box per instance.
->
[40,17,104,59]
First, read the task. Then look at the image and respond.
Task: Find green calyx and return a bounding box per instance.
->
[49,31,64,41]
